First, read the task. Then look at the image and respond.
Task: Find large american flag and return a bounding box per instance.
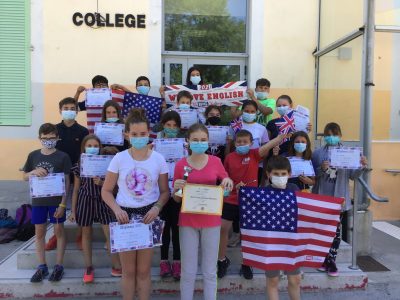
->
[239,187,343,271]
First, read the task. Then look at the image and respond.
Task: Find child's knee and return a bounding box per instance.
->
[54,224,65,237]
[288,274,301,287]
[266,276,280,288]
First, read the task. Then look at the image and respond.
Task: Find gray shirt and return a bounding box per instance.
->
[23,149,71,206]
[311,145,364,211]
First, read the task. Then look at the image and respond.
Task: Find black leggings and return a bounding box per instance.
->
[160,198,181,261]
[325,211,348,264]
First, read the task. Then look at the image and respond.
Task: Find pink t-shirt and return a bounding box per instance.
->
[173,155,228,228]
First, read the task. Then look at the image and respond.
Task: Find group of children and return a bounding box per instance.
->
[22,70,368,300]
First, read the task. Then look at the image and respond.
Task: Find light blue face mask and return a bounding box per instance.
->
[190,75,201,85]
[324,135,341,146]
[235,144,250,155]
[62,110,77,120]
[179,103,190,110]
[256,91,268,100]
[130,136,149,149]
[242,112,256,123]
[294,142,307,153]
[163,127,179,138]
[85,147,99,155]
[276,106,290,116]
[189,141,209,154]
[106,117,119,123]
[137,85,150,95]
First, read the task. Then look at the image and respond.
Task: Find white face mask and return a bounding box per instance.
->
[271,175,289,188]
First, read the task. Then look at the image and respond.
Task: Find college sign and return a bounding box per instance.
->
[72,12,146,28]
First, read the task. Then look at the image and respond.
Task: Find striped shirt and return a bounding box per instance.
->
[71,162,101,197]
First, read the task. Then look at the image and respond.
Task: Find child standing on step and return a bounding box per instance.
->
[69,134,121,283]
[22,123,71,283]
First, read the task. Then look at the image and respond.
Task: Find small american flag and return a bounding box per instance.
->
[230,117,243,134]
[151,218,165,246]
[239,187,343,271]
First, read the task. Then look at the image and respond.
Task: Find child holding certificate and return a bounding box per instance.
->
[287,131,316,191]
[102,108,170,300]
[69,134,121,283]
[173,124,233,300]
[156,110,185,280]
[74,75,109,111]
[312,122,368,277]
[22,123,72,283]
[204,105,228,162]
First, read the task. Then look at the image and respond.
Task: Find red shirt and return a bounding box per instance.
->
[224,149,261,205]
[173,155,228,228]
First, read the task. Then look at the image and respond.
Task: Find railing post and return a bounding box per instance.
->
[349,180,360,270]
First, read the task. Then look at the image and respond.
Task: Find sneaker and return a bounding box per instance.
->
[49,265,64,282]
[217,256,231,279]
[160,260,172,278]
[171,261,181,281]
[111,268,122,277]
[30,266,49,283]
[239,264,253,280]
[83,267,94,283]
[45,235,57,251]
[327,262,339,277]
[227,232,241,248]
[76,234,82,251]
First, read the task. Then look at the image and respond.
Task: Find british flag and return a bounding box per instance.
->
[230,117,243,134]
[275,110,296,142]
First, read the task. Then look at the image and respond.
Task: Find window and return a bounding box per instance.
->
[0,0,31,126]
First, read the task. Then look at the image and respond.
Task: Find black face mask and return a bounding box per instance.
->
[207,116,221,126]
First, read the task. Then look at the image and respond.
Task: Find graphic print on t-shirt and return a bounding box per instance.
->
[36,161,55,173]
[125,167,152,197]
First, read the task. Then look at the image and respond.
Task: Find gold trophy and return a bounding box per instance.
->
[175,166,192,197]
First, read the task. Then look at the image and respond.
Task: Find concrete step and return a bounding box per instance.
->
[0,264,368,299]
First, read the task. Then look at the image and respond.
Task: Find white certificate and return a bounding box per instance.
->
[207,126,229,145]
[94,122,125,146]
[110,222,153,253]
[29,173,65,198]
[177,109,198,129]
[288,157,315,178]
[328,147,362,169]
[293,110,310,132]
[182,184,223,215]
[153,138,185,161]
[86,88,112,107]
[80,154,113,177]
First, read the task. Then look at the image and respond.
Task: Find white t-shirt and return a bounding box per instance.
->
[107,150,168,208]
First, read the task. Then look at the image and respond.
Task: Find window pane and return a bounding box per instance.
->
[193,64,240,84]
[320,0,364,48]
[376,0,400,26]
[317,37,363,141]
[164,0,247,53]
[169,63,183,85]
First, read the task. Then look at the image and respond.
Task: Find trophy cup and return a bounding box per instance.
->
[175,166,192,197]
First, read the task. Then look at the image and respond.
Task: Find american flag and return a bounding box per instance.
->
[230,117,243,134]
[239,187,343,271]
[151,218,165,246]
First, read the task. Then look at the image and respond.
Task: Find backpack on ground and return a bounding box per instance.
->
[15,204,35,241]
[0,209,18,243]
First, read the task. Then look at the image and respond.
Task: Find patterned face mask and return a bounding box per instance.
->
[40,139,57,149]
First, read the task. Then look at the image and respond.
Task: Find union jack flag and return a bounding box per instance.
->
[275,110,296,142]
[230,117,243,134]
[239,187,343,271]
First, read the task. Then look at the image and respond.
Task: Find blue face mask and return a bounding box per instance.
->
[189,141,209,154]
[62,110,77,120]
[294,142,307,153]
[106,117,119,123]
[163,127,179,138]
[242,112,256,123]
[236,144,250,155]
[276,106,290,116]
[130,136,149,149]
[137,85,150,95]
[324,135,341,146]
[190,75,201,85]
[179,103,190,110]
[85,147,99,155]
[256,91,269,100]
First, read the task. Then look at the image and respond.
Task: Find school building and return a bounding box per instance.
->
[0,0,399,219]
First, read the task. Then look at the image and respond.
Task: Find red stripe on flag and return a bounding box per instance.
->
[297,227,337,237]
[241,235,332,248]
[297,214,339,227]
[297,203,340,215]
[296,192,344,205]
[242,246,329,259]
[242,259,323,272]
[223,81,235,88]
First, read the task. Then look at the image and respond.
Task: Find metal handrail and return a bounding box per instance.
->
[357,177,389,202]
[385,169,400,175]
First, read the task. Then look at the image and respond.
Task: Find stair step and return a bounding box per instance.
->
[0,263,367,299]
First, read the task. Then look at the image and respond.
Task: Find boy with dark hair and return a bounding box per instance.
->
[111,75,151,95]
[246,78,275,126]
[22,123,72,282]
[74,75,110,111]
[264,155,301,300]
[46,97,89,251]
[217,130,285,280]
